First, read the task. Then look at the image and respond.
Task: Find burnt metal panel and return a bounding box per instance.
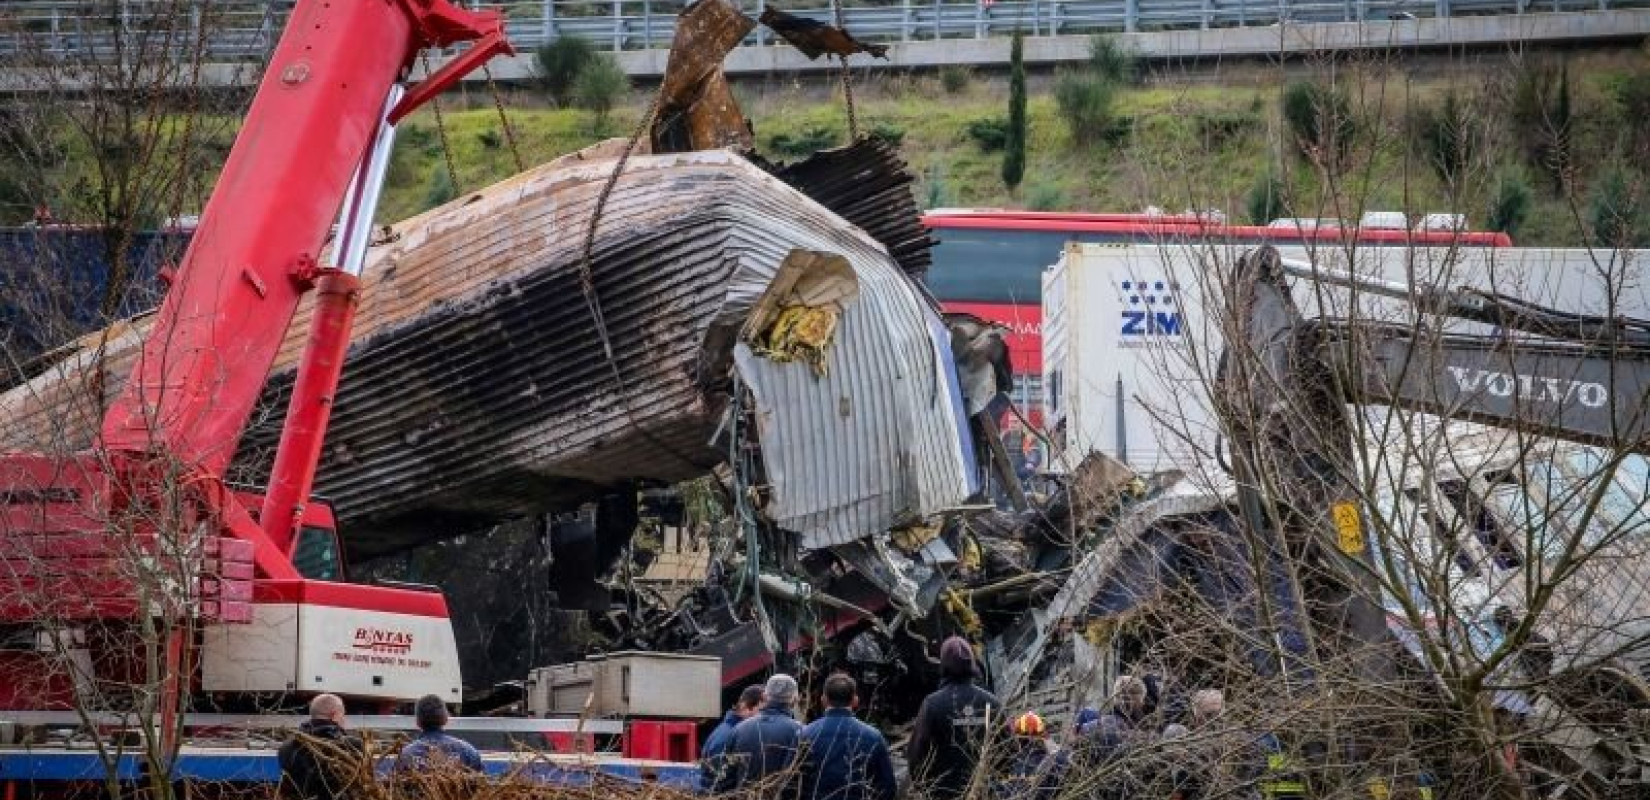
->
[768,137,934,281]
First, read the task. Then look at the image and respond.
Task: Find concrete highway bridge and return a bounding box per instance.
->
[0,1,1643,84]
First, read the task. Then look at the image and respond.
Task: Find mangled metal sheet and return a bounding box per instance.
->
[0,148,951,560]
[766,138,933,281]
[731,247,976,551]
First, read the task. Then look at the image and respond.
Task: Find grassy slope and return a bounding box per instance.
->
[371,50,1644,247]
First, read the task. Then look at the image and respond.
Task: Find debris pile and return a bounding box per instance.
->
[0,0,1223,737]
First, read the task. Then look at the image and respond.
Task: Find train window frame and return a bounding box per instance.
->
[1440,476,1525,572]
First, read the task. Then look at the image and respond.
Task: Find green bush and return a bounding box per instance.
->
[1414,92,1477,186]
[940,65,972,95]
[1194,112,1260,149]
[1027,182,1066,211]
[1486,168,1532,237]
[869,121,906,147]
[574,53,629,131]
[768,126,840,157]
[924,162,951,209]
[1508,59,1572,192]
[534,36,598,106]
[400,125,439,156]
[1054,70,1118,147]
[1088,35,1137,85]
[966,118,1010,151]
[1613,69,1650,156]
[1246,169,1287,225]
[477,128,503,150]
[423,167,456,211]
[1281,81,1357,165]
[1589,166,1649,248]
[1100,115,1133,146]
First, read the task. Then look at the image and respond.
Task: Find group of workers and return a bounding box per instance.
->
[276,635,1319,800]
[278,693,483,800]
[701,636,1317,800]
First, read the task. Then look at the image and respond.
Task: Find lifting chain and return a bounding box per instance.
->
[482,63,526,174]
[574,91,705,473]
[421,52,461,195]
[829,0,860,140]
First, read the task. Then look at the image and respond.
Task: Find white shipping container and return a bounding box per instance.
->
[1041,243,1650,481]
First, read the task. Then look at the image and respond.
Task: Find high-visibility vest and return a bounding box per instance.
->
[1259,753,1308,799]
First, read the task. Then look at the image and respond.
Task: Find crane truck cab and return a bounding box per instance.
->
[198,490,463,704]
[0,0,511,716]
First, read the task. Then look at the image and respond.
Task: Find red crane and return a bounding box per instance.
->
[0,0,513,713]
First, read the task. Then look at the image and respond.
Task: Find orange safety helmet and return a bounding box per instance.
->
[1010,711,1046,738]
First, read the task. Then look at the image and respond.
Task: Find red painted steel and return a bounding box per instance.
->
[624,720,699,762]
[261,273,363,555]
[0,0,511,708]
[99,0,502,474]
[253,579,451,618]
[922,213,1515,247]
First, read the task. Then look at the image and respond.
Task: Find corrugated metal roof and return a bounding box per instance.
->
[731,240,977,550]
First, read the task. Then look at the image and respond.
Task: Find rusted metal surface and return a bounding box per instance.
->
[767,138,933,280]
[757,7,890,60]
[650,0,756,154]
[1,149,947,561]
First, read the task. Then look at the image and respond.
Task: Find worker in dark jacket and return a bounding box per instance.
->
[907,636,1002,800]
[798,673,897,800]
[278,694,367,800]
[713,673,805,794]
[701,684,766,790]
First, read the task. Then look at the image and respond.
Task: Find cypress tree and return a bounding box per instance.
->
[1003,31,1027,192]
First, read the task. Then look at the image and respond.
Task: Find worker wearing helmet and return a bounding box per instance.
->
[991,711,1067,800]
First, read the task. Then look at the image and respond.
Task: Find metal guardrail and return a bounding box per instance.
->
[0,0,1642,61]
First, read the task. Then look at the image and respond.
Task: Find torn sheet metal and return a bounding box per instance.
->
[757,7,890,60]
[831,536,950,617]
[743,250,858,377]
[731,245,976,551]
[988,479,1225,702]
[767,138,933,280]
[946,313,1013,416]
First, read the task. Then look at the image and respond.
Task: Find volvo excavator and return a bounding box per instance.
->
[1215,244,1650,794]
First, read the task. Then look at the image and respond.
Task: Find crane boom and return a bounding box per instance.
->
[0,0,514,709]
[99,0,509,478]
[1265,254,1650,451]
[1311,323,1650,452]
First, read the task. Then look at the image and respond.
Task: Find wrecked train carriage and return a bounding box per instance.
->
[0,147,975,561]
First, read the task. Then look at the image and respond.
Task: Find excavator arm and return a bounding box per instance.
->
[1216,243,1650,679]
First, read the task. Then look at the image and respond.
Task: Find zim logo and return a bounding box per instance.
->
[352,627,414,654]
[1120,279,1184,337]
